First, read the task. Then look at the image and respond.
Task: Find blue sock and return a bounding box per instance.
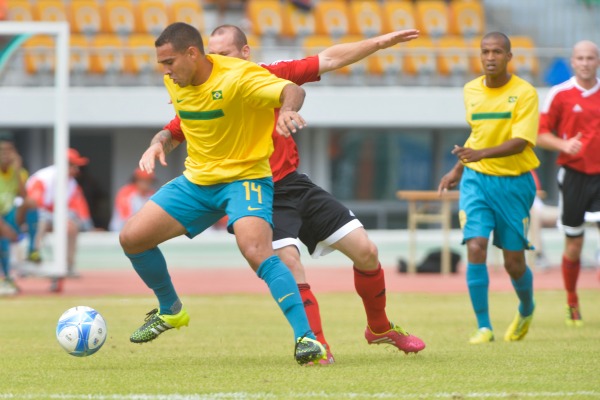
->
[466,263,492,330]
[257,255,315,340]
[25,209,38,254]
[126,247,180,315]
[512,266,534,317]
[0,238,9,278]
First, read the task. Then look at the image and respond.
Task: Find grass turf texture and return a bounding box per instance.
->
[1,290,599,399]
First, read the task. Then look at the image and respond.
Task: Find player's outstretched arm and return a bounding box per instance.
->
[139,129,182,173]
[276,84,307,138]
[318,29,419,74]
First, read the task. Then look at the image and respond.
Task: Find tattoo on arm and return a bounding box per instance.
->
[150,130,174,154]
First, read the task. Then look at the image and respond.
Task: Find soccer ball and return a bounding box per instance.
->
[56,306,107,357]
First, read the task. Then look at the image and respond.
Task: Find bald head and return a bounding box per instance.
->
[571,40,599,86]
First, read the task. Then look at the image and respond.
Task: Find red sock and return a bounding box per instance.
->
[562,255,580,306]
[298,283,328,348]
[353,264,390,333]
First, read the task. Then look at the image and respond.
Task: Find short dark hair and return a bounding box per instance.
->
[155,22,205,54]
[210,24,248,50]
[482,32,511,52]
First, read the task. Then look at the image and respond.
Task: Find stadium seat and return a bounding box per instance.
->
[314,0,350,39]
[7,0,33,22]
[169,1,205,33]
[449,0,485,39]
[509,36,539,79]
[70,34,91,75]
[22,35,55,74]
[69,0,102,36]
[402,36,436,77]
[246,0,284,38]
[134,1,169,37]
[414,0,449,38]
[281,2,316,39]
[381,1,417,32]
[101,0,136,37]
[437,36,469,77]
[367,47,403,81]
[125,34,159,75]
[348,1,383,38]
[467,36,483,75]
[32,0,67,23]
[90,34,125,75]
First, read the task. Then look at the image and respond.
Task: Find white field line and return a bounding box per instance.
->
[0,392,599,399]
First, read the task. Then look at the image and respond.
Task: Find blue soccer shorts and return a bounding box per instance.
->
[459,167,536,251]
[2,206,20,234]
[150,175,274,238]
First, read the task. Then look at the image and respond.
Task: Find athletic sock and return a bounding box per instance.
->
[466,263,492,330]
[0,238,9,278]
[353,263,390,333]
[125,247,180,315]
[562,255,580,306]
[511,266,534,317]
[25,209,38,254]
[257,255,315,340]
[298,283,328,348]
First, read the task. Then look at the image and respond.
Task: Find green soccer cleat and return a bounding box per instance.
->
[565,304,583,327]
[504,311,533,342]
[130,307,190,343]
[294,336,326,365]
[469,327,494,344]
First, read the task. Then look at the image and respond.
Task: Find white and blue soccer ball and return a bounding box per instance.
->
[56,306,107,357]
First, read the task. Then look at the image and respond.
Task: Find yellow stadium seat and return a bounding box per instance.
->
[348,1,383,38]
[381,1,417,32]
[70,34,91,74]
[7,0,33,22]
[90,34,125,75]
[449,0,485,38]
[134,1,169,36]
[314,0,350,38]
[402,36,436,76]
[437,36,469,76]
[281,2,316,39]
[32,0,67,23]
[246,0,283,38]
[368,48,403,78]
[101,0,136,36]
[169,0,204,33]
[414,0,449,38]
[69,0,102,36]
[125,34,160,74]
[22,35,55,74]
[509,36,539,78]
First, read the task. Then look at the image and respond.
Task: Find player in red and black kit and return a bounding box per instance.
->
[162,25,425,363]
[537,40,600,327]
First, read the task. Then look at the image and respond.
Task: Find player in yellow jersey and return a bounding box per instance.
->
[438,32,539,344]
[118,22,325,365]
[0,136,39,295]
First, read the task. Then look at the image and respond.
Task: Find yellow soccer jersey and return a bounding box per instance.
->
[164,54,293,185]
[0,167,28,215]
[463,75,540,176]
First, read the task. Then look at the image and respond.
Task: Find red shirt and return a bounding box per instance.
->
[164,56,321,182]
[539,77,600,174]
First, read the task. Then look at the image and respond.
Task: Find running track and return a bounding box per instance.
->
[12,266,600,296]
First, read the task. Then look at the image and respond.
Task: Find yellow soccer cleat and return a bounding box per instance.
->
[469,327,494,344]
[130,307,190,343]
[504,312,533,342]
[565,305,583,327]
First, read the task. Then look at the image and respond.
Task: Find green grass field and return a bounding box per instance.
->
[1,290,599,400]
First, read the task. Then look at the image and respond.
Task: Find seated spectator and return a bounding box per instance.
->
[109,168,156,231]
[26,148,93,279]
[0,137,39,296]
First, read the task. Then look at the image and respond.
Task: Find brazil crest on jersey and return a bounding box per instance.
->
[463,75,540,176]
[164,54,292,185]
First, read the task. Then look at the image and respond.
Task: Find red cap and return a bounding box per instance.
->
[133,168,156,181]
[67,148,89,166]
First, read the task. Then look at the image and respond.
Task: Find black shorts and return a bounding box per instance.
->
[273,172,362,257]
[557,166,600,236]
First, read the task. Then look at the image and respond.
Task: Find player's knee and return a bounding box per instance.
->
[467,240,487,262]
[119,224,141,253]
[353,240,379,270]
[277,249,302,274]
